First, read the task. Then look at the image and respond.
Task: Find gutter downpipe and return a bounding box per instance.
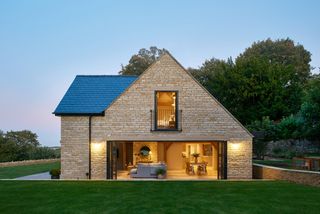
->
[88,116,92,179]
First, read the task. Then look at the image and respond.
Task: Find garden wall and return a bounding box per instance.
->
[0,159,60,167]
[253,163,320,186]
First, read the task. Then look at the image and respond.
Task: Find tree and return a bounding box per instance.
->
[246,75,320,157]
[237,39,310,122]
[0,139,19,162]
[276,115,303,140]
[0,130,4,143]
[189,57,234,99]
[247,117,277,159]
[0,130,60,162]
[193,38,311,124]
[119,46,167,76]
[5,130,40,161]
[299,75,320,140]
[0,130,19,162]
[33,146,60,159]
[238,38,311,84]
[5,130,39,147]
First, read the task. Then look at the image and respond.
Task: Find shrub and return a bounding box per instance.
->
[283,150,297,159]
[272,147,283,156]
[276,115,303,139]
[49,169,61,177]
[156,168,166,175]
[253,140,269,160]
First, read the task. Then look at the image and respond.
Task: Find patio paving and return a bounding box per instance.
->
[15,172,51,180]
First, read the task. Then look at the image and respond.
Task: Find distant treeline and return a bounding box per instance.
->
[0,130,60,163]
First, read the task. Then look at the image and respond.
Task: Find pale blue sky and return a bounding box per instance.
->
[0,0,319,146]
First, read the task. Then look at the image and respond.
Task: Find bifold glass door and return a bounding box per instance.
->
[218,142,227,179]
[106,141,117,179]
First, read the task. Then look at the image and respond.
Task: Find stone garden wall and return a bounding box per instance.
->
[253,163,320,187]
[0,159,60,167]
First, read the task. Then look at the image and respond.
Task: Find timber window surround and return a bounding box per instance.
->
[154,91,178,130]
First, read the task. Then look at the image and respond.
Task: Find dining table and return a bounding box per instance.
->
[189,162,207,174]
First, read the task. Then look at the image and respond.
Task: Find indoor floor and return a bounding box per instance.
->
[117,168,218,180]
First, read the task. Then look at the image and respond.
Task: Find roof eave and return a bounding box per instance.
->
[53,112,105,117]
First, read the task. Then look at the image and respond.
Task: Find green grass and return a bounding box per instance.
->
[0,181,319,214]
[0,161,60,179]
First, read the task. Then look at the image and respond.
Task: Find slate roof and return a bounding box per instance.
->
[53,75,137,115]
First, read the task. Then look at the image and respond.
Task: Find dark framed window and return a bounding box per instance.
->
[154,91,178,130]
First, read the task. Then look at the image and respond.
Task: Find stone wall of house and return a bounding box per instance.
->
[60,54,252,180]
[60,116,89,179]
[253,164,320,187]
[91,142,106,179]
[91,54,252,143]
[227,140,252,179]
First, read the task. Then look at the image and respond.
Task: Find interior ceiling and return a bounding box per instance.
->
[158,92,174,105]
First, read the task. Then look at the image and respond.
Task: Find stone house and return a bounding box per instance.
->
[54,52,253,180]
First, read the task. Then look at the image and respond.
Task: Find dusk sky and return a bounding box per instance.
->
[0,0,319,146]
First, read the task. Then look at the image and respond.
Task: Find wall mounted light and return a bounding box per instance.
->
[92,142,103,152]
[230,142,240,150]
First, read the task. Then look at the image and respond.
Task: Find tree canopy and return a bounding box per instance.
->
[299,74,320,140]
[246,75,320,158]
[119,46,167,76]
[191,38,312,124]
[0,130,60,162]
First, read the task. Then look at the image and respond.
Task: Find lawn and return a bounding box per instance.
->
[0,181,319,214]
[0,161,60,179]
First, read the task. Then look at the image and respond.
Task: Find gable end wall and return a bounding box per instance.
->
[60,54,252,179]
[91,54,252,142]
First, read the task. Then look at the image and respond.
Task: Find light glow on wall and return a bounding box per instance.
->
[230,142,241,150]
[91,142,103,152]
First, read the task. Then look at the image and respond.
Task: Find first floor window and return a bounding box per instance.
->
[155,91,178,130]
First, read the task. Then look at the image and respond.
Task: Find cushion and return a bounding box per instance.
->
[130,168,137,174]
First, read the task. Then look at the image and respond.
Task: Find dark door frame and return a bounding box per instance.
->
[106,141,118,179]
[217,141,228,179]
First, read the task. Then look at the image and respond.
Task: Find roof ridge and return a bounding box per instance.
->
[76,75,138,77]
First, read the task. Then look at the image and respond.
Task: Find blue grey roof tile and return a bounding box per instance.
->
[53,75,137,115]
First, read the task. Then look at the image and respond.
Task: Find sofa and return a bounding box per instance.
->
[130,163,167,178]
